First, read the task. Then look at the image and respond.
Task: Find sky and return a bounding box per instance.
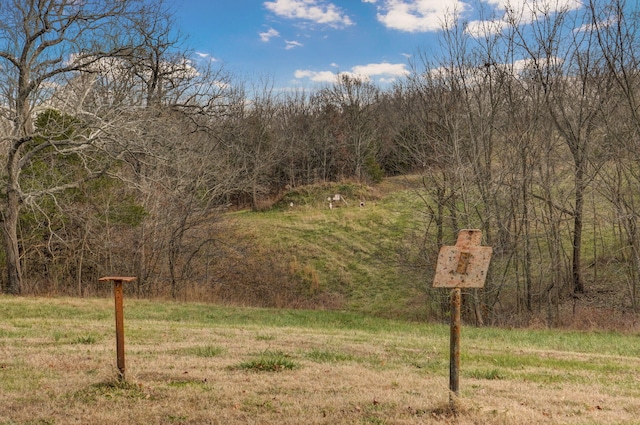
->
[172,0,585,91]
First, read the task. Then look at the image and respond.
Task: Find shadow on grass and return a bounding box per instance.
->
[69,379,148,403]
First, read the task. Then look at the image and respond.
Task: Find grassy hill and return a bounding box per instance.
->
[227,177,433,320]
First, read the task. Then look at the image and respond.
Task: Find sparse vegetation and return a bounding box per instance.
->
[71,335,99,345]
[305,349,355,363]
[2,296,640,424]
[232,350,298,372]
[177,345,225,358]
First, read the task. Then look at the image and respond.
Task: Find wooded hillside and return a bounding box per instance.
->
[1,0,639,327]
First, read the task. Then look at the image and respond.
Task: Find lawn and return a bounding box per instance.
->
[1,296,640,424]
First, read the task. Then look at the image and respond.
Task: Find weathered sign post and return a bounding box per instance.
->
[433,230,492,405]
[99,276,136,381]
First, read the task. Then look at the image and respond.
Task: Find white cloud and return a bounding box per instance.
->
[465,19,504,38]
[370,0,584,35]
[352,62,410,78]
[466,0,584,37]
[375,0,467,33]
[260,27,280,42]
[71,55,200,81]
[427,56,563,87]
[285,40,304,49]
[295,62,409,84]
[294,69,337,82]
[195,52,218,62]
[264,0,353,27]
[485,0,581,13]
[574,17,616,34]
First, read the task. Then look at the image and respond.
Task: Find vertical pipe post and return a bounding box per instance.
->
[449,287,461,403]
[113,279,125,381]
[99,276,136,382]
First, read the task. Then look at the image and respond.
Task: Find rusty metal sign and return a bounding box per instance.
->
[433,229,492,288]
[431,230,492,404]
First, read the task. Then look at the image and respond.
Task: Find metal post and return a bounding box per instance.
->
[450,287,461,403]
[99,276,136,382]
[113,279,125,381]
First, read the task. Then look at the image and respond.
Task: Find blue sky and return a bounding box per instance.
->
[173,0,584,90]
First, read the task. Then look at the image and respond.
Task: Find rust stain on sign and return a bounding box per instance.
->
[433,229,492,288]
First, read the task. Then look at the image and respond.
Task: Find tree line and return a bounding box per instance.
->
[1,0,640,324]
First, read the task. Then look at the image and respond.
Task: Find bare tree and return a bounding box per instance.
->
[0,0,165,294]
[590,0,640,310]
[508,0,612,294]
[220,79,286,211]
[319,74,382,183]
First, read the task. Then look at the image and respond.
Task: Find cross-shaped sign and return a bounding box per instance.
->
[433,229,492,288]
[432,229,492,405]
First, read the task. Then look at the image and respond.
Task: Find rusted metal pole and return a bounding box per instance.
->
[113,279,125,381]
[99,276,136,382]
[450,287,461,402]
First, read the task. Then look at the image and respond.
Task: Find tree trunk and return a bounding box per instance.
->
[523,175,533,311]
[572,163,585,294]
[3,188,22,295]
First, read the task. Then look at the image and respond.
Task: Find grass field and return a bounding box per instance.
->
[2,296,640,424]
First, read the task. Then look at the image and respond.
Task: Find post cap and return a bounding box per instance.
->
[99,276,137,282]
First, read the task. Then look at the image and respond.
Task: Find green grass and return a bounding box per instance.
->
[72,334,100,344]
[466,368,504,380]
[3,296,640,424]
[304,348,355,363]
[176,345,225,357]
[233,177,427,319]
[232,350,298,372]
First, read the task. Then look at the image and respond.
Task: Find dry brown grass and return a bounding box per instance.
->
[2,296,640,424]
